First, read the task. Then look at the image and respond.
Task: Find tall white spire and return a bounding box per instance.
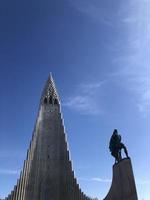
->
[4,75,93,200]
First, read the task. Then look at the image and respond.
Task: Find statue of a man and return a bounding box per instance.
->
[109,129,129,163]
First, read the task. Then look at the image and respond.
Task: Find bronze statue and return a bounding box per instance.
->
[109,129,129,163]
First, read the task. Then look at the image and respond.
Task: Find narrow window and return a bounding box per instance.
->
[54,99,58,105]
[44,97,47,104]
[49,96,53,104]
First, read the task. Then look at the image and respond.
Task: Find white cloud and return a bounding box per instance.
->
[91,177,111,183]
[80,82,103,95]
[78,177,111,183]
[63,81,105,115]
[137,179,150,185]
[79,177,150,185]
[69,0,150,116]
[0,150,25,158]
[0,169,20,175]
[69,0,114,26]
[112,0,150,115]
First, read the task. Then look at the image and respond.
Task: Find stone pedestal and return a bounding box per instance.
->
[104,158,138,200]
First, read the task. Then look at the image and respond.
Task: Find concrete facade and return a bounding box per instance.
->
[5,75,92,200]
[103,158,138,200]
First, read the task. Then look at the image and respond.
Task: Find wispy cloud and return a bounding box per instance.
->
[69,0,150,116]
[79,177,150,185]
[137,179,150,185]
[112,0,150,115]
[69,0,117,26]
[63,81,105,115]
[78,177,111,183]
[0,150,25,158]
[0,169,20,175]
[92,177,111,183]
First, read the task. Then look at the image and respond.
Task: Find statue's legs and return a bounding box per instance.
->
[111,151,119,163]
[112,147,128,163]
[118,150,122,161]
[120,143,129,158]
[115,151,121,163]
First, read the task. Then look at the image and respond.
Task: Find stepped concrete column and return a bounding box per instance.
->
[10,191,13,200]
[12,186,17,200]
[14,180,20,200]
[21,160,28,200]
[16,171,23,200]
[19,162,26,200]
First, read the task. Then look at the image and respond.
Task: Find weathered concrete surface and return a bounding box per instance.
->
[104,158,138,200]
[4,75,93,200]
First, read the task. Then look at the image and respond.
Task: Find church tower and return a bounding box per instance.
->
[5,75,92,200]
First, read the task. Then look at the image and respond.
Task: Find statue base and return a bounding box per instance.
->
[104,158,138,200]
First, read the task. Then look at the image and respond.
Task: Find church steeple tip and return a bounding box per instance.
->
[48,72,53,80]
[41,73,60,106]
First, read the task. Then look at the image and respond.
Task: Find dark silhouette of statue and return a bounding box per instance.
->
[109,129,129,163]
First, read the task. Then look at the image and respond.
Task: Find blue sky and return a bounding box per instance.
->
[0,0,150,199]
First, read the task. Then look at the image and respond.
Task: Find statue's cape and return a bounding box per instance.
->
[109,134,121,152]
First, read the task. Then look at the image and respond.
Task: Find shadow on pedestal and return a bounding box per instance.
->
[104,158,138,200]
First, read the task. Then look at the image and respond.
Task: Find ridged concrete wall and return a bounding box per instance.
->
[4,75,93,200]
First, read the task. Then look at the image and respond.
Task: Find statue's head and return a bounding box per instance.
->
[113,129,118,135]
